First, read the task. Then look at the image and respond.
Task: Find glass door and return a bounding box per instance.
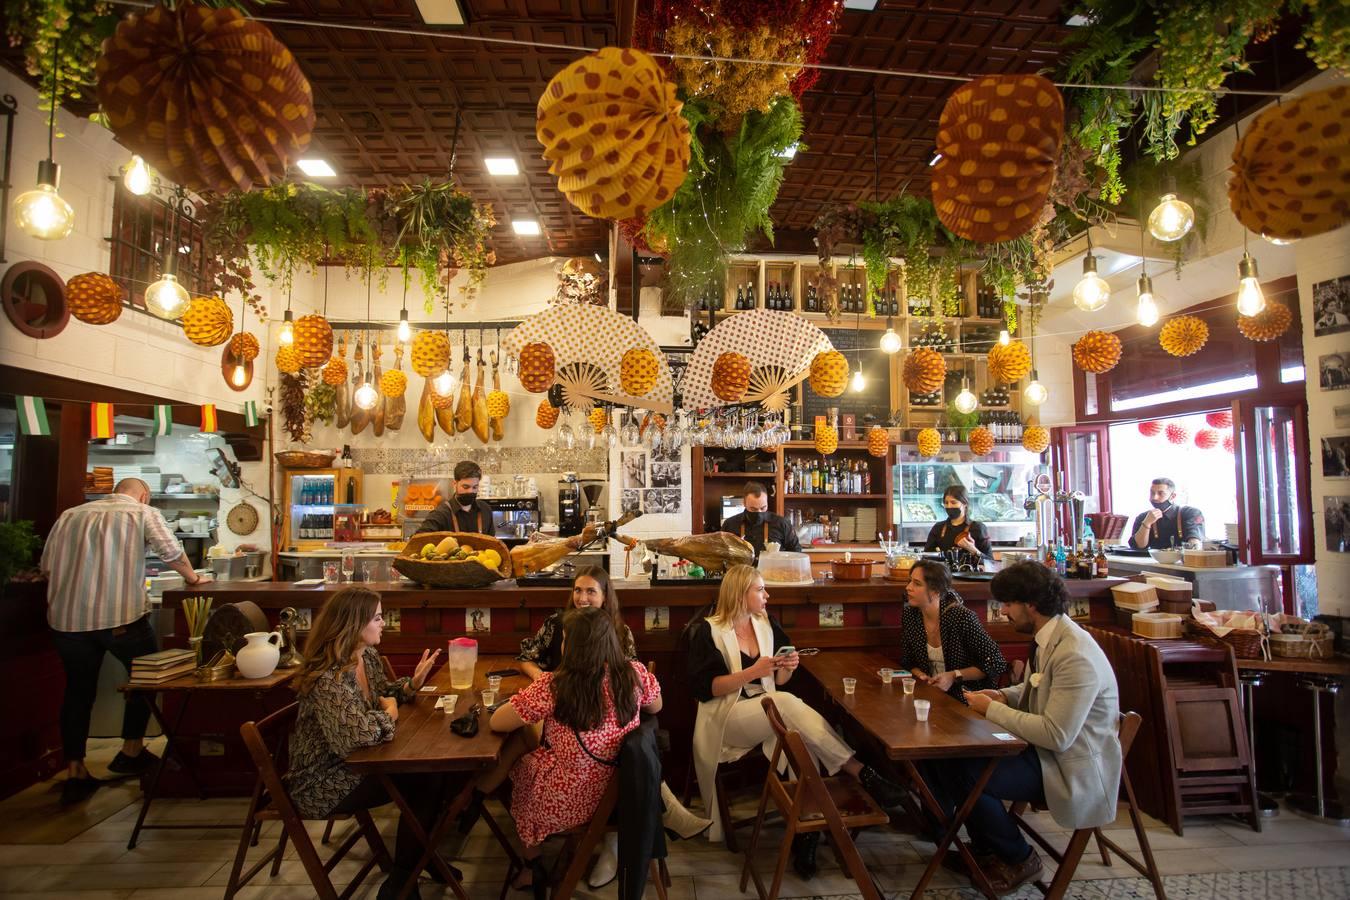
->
[1232,398,1313,566]
[1051,425,1112,539]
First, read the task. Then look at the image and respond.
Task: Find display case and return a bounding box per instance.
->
[892,446,1044,547]
[280,467,363,550]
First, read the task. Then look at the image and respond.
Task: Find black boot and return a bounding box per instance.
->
[377,867,422,900]
[858,764,906,808]
[792,832,820,879]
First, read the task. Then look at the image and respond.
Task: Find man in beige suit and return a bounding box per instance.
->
[930,561,1121,893]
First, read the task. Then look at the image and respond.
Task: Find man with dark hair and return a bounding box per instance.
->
[415,460,495,535]
[925,562,1121,894]
[719,481,801,554]
[1128,477,1206,550]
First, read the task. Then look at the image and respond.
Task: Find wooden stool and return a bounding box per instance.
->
[739,696,890,900]
[1009,711,1166,900]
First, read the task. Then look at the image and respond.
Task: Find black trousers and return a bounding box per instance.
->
[334,773,448,872]
[922,745,1044,864]
[50,615,158,762]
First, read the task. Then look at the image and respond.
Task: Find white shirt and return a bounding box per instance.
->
[927,643,946,675]
[1033,614,1065,663]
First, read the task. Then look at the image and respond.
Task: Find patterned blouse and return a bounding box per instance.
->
[286,646,415,819]
[899,592,1007,701]
[517,610,637,673]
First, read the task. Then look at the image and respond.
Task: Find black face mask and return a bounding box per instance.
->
[944,506,963,521]
[744,511,763,526]
[1150,500,1172,512]
[456,493,478,508]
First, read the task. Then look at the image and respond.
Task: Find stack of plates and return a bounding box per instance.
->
[837,516,856,543]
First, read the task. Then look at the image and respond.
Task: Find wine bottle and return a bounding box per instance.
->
[747,282,756,309]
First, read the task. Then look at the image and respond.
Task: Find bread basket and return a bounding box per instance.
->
[392,532,512,588]
[274,450,337,469]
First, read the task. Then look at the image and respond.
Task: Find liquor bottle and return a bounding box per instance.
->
[805,284,816,313]
[785,283,794,311]
[1095,544,1109,579]
[735,284,745,311]
[1065,545,1078,579]
[747,282,756,309]
[862,462,871,494]
[890,290,900,317]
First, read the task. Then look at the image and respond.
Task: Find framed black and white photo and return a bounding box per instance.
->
[641,487,681,514]
[1336,405,1350,430]
[621,451,647,489]
[621,488,641,515]
[1319,354,1349,392]
[1325,496,1350,553]
[1313,274,1350,337]
[645,606,669,632]
[819,603,844,627]
[652,444,681,463]
[651,462,682,489]
[1322,435,1350,479]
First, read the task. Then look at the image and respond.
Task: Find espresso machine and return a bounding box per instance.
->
[581,480,606,528]
[558,472,584,537]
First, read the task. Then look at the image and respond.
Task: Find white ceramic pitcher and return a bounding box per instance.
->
[237,631,282,679]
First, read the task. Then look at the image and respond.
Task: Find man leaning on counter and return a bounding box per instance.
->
[414,460,494,535]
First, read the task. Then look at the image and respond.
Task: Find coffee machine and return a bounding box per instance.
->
[581,480,606,528]
[558,472,584,537]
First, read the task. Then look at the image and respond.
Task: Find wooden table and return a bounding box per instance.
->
[802,650,1029,900]
[1237,656,1350,678]
[119,668,295,850]
[347,655,527,900]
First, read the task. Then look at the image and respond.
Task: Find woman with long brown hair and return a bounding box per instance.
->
[516,564,635,679]
[480,606,662,897]
[286,587,444,900]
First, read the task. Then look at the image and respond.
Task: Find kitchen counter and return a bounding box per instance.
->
[1105,554,1281,612]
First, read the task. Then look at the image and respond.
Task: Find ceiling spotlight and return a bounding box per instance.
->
[1135,273,1160,326]
[123,154,153,196]
[1072,254,1110,312]
[295,158,336,177]
[512,219,541,236]
[1147,184,1194,242]
[1236,252,1266,317]
[1024,371,1048,406]
[484,157,519,176]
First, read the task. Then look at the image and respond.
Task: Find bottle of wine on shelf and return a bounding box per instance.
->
[785,282,794,311]
[747,282,756,309]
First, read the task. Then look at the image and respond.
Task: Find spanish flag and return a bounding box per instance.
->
[201,403,218,433]
[90,403,114,439]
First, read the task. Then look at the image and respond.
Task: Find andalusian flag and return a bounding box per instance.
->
[200,403,218,433]
[16,396,50,435]
[90,403,114,439]
[152,405,173,435]
[244,400,261,427]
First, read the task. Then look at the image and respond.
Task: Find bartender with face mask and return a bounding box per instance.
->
[414,460,495,535]
[720,482,801,554]
[1128,477,1206,550]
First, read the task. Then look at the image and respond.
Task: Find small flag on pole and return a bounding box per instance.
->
[244,400,261,427]
[153,405,173,435]
[91,403,114,439]
[200,403,218,433]
[17,396,50,435]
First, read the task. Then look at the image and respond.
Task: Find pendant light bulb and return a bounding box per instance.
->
[879,318,902,354]
[850,368,866,393]
[123,155,153,196]
[279,309,295,345]
[354,376,378,410]
[998,329,1011,345]
[1236,253,1266,316]
[144,272,189,319]
[230,362,247,387]
[397,310,412,343]
[1135,274,1160,327]
[954,378,978,414]
[1147,192,1194,242]
[433,369,453,395]
[1023,371,1048,407]
[1072,255,1110,312]
[13,161,73,240]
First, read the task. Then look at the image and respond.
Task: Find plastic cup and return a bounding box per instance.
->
[481,690,497,707]
[442,694,458,712]
[878,668,893,684]
[902,676,916,695]
[487,675,502,693]
[914,699,931,722]
[842,677,857,695]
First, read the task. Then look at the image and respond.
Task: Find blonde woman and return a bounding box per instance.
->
[686,565,905,876]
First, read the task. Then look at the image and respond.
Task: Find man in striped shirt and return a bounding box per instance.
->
[42,478,204,805]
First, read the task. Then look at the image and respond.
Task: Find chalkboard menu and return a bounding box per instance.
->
[800,326,892,428]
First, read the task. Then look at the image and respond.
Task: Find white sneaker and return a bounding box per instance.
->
[660,781,712,840]
[587,832,619,888]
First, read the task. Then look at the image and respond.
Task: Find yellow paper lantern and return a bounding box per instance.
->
[228,332,260,362]
[486,390,511,419]
[67,273,123,325]
[276,345,301,374]
[518,342,557,393]
[1022,425,1050,454]
[968,426,995,456]
[1237,300,1292,342]
[181,296,233,347]
[987,340,1032,384]
[620,347,659,397]
[1072,330,1123,374]
[711,352,751,403]
[1160,316,1209,358]
[536,399,560,429]
[322,356,348,385]
[411,331,450,377]
[380,369,408,398]
[867,426,889,458]
[808,350,849,397]
[903,348,947,395]
[294,314,333,368]
[815,422,839,456]
[917,427,942,458]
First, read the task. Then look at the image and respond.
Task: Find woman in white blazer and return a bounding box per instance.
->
[686,565,904,875]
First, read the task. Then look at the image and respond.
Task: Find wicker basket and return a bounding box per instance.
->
[1185,616,1267,659]
[392,532,512,588]
[1269,622,1336,659]
[275,450,337,469]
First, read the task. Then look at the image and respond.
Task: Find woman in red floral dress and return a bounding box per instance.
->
[480,605,661,896]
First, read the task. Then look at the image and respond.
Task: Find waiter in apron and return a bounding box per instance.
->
[415,460,495,535]
[720,481,801,554]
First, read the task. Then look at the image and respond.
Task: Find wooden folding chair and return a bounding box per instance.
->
[321,654,400,847]
[543,773,672,900]
[739,696,889,900]
[1008,712,1166,900]
[224,702,393,900]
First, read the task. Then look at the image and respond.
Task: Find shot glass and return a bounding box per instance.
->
[902,676,916,695]
[914,699,931,722]
[441,694,459,712]
[878,667,894,684]
[842,677,857,696]
[481,689,497,707]
[487,675,503,693]
[322,561,339,583]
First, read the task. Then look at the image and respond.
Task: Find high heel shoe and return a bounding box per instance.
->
[660,781,712,840]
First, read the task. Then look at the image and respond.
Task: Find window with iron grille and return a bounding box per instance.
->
[107,182,210,309]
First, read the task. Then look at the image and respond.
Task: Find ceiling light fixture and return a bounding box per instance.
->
[512,219,541,236]
[145,190,191,319]
[295,158,336,177]
[484,156,519,176]
[397,262,412,343]
[998,329,1011,345]
[879,318,902,354]
[1236,250,1266,317]
[122,154,153,196]
[928,152,943,167]
[850,367,866,393]
[14,41,73,241]
[354,258,379,409]
[1072,230,1110,312]
[279,308,294,345]
[1147,177,1194,242]
[1135,273,1160,326]
[1023,371,1048,406]
[953,363,977,414]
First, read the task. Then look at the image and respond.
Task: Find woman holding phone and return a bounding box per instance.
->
[687,564,905,877]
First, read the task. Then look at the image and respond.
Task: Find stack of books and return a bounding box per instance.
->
[128,648,196,684]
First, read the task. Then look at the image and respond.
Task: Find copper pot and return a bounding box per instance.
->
[831,558,876,581]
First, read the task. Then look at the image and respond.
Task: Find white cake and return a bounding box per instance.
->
[758,551,812,585]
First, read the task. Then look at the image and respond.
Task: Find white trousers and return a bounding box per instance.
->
[722,692,854,775]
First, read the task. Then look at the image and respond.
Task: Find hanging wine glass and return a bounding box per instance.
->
[666,411,686,451]
[621,409,641,447]
[602,418,620,450]
[647,417,663,451]
[558,414,576,450]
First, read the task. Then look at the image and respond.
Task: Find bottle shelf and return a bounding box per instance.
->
[784,494,888,500]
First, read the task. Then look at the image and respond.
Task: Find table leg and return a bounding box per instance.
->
[378,773,470,900]
[1288,677,1350,826]
[904,759,1001,900]
[127,692,197,850]
[1238,674,1278,820]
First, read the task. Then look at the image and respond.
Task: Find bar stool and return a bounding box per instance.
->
[1236,670,1279,819]
[1287,675,1349,825]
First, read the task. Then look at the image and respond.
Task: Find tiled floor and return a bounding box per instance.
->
[2,739,1348,899]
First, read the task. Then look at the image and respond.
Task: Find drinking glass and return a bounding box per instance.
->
[340,551,355,583]
[902,676,916,695]
[487,675,502,693]
[361,560,377,583]
[323,561,339,583]
[481,689,497,707]
[878,667,893,684]
[842,677,857,696]
[621,413,641,448]
[914,699,931,722]
[559,422,576,450]
[602,423,620,450]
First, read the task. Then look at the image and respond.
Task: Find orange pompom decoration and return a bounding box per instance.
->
[987,340,1032,384]
[411,331,450,377]
[904,348,947,395]
[275,345,301,374]
[968,426,995,456]
[619,347,659,397]
[321,356,347,385]
[1237,300,1292,342]
[808,350,849,397]
[536,399,560,429]
[867,426,889,458]
[1022,425,1050,454]
[181,296,233,347]
[537,47,691,221]
[431,386,455,410]
[517,342,557,393]
[228,331,260,362]
[486,390,511,419]
[1072,330,1122,374]
[932,74,1064,243]
[589,406,608,434]
[67,273,123,324]
[380,369,407,398]
[711,352,751,403]
[815,422,838,456]
[1165,423,1190,445]
[1160,316,1209,358]
[293,314,333,368]
[917,427,942,458]
[1195,429,1220,450]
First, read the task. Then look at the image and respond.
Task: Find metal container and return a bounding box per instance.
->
[209,555,246,581]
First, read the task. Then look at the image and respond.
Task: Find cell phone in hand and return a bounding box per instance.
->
[775,646,796,657]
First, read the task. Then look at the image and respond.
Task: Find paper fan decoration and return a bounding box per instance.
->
[1205,411,1232,429]
[1195,428,1220,450]
[681,309,834,411]
[1165,423,1190,445]
[1228,86,1349,243]
[748,365,795,413]
[504,304,674,412]
[96,3,314,194]
[1223,434,1235,454]
[1160,316,1209,358]
[1072,330,1122,374]
[1237,300,1293,342]
[537,47,691,221]
[1138,420,1164,437]
[932,74,1064,243]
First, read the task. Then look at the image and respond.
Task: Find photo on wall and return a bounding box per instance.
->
[1313,274,1350,337]
[1319,354,1349,392]
[1336,405,1350,430]
[621,488,641,515]
[466,608,491,633]
[645,606,669,632]
[652,444,681,463]
[651,462,682,489]
[1323,435,1350,479]
[819,603,844,627]
[1326,496,1350,554]
[642,487,681,515]
[621,452,647,489]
